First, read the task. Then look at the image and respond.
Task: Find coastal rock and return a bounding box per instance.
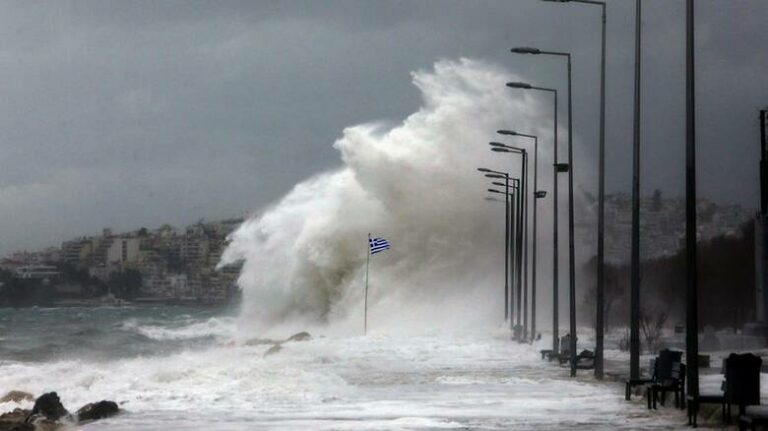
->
[0,409,33,431]
[244,338,275,346]
[25,392,69,423]
[286,331,311,342]
[0,392,34,404]
[76,400,119,422]
[264,344,282,357]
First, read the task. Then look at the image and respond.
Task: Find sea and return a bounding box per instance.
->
[0,306,685,430]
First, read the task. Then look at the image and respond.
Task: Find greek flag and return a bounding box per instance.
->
[369,236,391,255]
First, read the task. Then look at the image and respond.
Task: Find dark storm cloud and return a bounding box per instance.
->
[0,0,766,254]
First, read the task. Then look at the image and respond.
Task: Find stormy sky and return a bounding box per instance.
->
[0,0,766,255]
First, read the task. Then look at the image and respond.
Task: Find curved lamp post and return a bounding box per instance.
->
[499,131,542,343]
[506,81,563,355]
[491,143,529,341]
[510,47,577,377]
[539,0,608,380]
[479,167,512,322]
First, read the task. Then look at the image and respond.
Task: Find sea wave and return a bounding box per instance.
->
[122,316,238,342]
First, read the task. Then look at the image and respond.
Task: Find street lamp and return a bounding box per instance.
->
[491,143,529,342]
[510,47,577,377]
[479,167,512,322]
[499,130,542,343]
[539,0,608,381]
[685,0,699,404]
[505,81,562,355]
[488,181,521,330]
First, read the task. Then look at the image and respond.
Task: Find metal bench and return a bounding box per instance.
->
[739,405,768,431]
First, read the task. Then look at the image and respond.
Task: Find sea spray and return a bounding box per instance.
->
[221,58,592,335]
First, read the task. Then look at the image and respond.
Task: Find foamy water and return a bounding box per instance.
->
[0,308,684,430]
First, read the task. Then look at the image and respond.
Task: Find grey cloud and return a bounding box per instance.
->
[0,0,766,254]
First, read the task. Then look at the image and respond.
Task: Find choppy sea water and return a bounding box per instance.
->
[0,307,684,430]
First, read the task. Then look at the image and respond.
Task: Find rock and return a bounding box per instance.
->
[0,408,33,431]
[25,392,69,423]
[286,331,311,342]
[264,344,282,357]
[76,400,119,422]
[22,417,57,431]
[0,392,34,404]
[244,338,276,346]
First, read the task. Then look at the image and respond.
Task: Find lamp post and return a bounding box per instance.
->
[499,131,542,342]
[540,0,607,381]
[479,168,512,322]
[489,180,521,331]
[509,45,577,377]
[630,0,642,383]
[685,0,699,403]
[491,142,530,341]
[506,82,562,354]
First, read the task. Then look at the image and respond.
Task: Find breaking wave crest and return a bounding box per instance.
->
[221,58,563,335]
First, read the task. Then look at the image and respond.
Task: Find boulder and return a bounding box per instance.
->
[286,331,311,342]
[264,344,282,357]
[244,338,275,346]
[0,392,34,404]
[76,401,119,422]
[0,408,33,431]
[25,393,69,423]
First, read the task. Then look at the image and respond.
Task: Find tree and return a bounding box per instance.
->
[639,307,669,353]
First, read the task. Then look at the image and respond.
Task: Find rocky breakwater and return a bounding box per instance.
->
[0,391,119,430]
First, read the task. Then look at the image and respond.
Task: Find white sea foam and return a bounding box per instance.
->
[0,332,684,429]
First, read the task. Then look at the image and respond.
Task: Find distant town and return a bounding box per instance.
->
[0,193,754,308]
[0,218,245,307]
[581,191,753,263]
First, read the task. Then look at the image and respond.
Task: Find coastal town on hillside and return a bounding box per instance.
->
[0,218,244,307]
[585,191,753,263]
[0,193,753,308]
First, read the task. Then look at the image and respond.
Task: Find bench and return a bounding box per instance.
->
[687,392,726,427]
[740,405,768,431]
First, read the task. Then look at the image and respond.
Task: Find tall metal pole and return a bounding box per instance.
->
[507,83,558,351]
[515,176,525,331]
[540,0,606,377]
[595,0,607,382]
[510,184,518,331]
[630,0,642,381]
[365,233,371,335]
[685,0,699,402]
[532,137,539,342]
[552,91,560,353]
[505,174,511,322]
[566,53,577,378]
[523,151,530,341]
[496,133,540,343]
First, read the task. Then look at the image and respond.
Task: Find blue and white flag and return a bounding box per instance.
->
[369,236,391,255]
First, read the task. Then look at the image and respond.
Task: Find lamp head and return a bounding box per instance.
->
[510,47,541,55]
[506,82,532,89]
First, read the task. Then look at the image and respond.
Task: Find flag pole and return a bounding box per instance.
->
[365,233,371,335]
